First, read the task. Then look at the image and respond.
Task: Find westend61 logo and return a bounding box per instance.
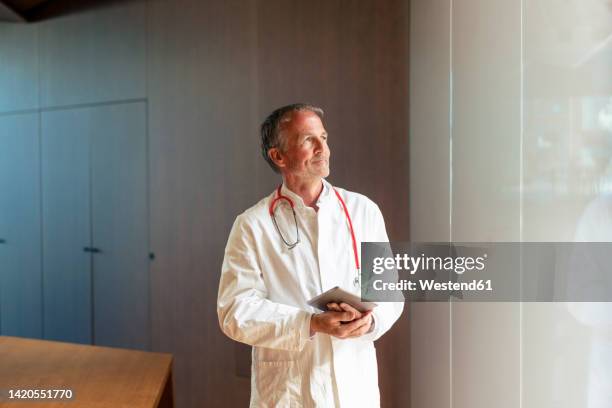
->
[372,253,488,275]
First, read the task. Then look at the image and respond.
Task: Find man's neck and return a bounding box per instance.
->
[283,176,324,209]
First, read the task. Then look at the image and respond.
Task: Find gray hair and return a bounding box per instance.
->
[260,103,325,173]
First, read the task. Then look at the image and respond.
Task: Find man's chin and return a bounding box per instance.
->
[317,163,329,177]
[318,166,330,178]
[305,163,329,179]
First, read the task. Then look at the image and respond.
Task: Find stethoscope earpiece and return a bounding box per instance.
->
[270,194,301,249]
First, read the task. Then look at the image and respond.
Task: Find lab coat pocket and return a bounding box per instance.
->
[254,360,301,407]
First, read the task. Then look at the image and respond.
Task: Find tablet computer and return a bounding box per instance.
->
[307,286,378,313]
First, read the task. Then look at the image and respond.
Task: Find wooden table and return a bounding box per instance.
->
[0,336,174,408]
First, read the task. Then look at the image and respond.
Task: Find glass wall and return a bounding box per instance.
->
[410,0,612,406]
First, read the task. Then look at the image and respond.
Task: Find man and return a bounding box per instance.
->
[217,103,403,407]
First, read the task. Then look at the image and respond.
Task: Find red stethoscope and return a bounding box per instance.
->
[269,184,361,286]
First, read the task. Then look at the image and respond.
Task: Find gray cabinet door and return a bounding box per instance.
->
[41,109,92,344]
[0,113,42,338]
[90,102,150,350]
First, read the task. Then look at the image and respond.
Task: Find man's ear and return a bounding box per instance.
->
[268,148,286,169]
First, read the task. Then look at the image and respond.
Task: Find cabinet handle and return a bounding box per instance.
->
[83,247,101,253]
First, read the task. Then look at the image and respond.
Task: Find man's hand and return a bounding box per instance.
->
[310,302,373,339]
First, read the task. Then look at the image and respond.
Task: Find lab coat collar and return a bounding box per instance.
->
[279,178,332,209]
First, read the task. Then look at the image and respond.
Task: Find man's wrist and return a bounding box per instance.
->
[366,314,376,334]
[309,313,318,336]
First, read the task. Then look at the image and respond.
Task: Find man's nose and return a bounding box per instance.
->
[313,137,326,153]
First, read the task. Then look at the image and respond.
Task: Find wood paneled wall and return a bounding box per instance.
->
[1,0,410,406]
[148,1,410,406]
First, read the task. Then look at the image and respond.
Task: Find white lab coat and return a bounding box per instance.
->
[217,179,404,407]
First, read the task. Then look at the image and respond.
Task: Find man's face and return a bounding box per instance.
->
[274,110,331,180]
